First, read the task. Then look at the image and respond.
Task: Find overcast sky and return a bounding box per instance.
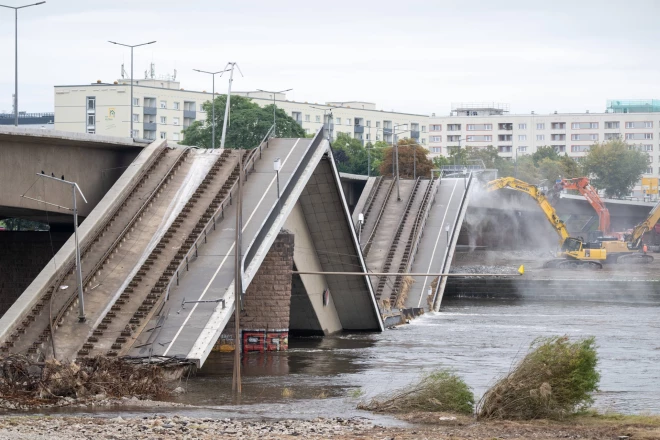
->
[1,0,660,116]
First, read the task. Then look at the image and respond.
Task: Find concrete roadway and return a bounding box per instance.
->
[404,178,468,309]
[129,138,313,359]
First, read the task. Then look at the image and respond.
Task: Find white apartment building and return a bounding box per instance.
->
[54,78,428,145]
[428,101,660,177]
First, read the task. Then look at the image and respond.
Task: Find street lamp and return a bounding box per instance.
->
[257,88,292,135]
[194,68,230,149]
[108,40,157,138]
[1,1,46,127]
[220,62,243,151]
[311,105,334,141]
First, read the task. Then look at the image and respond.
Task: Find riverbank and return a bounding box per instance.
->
[0,412,658,439]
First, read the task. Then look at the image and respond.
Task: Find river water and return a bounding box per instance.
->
[168,297,659,418]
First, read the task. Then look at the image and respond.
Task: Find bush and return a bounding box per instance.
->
[358,369,474,415]
[477,336,600,420]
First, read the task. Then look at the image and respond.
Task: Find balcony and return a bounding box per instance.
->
[143,122,157,131]
[143,106,157,116]
[183,109,196,119]
[354,125,364,134]
[411,130,420,139]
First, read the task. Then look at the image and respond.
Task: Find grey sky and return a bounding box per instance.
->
[1,0,660,116]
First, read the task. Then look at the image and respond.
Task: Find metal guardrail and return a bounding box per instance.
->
[359,176,383,226]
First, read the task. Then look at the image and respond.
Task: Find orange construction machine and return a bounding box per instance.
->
[556,177,610,235]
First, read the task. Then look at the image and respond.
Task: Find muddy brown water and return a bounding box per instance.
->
[36,296,660,420]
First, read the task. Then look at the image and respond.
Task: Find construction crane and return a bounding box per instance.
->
[556,177,610,235]
[485,177,604,269]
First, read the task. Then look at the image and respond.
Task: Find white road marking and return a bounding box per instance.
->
[416,179,459,308]
[162,139,302,355]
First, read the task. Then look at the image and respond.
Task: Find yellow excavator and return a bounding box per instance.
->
[485,177,605,269]
[487,177,657,267]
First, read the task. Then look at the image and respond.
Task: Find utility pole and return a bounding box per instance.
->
[194,68,230,149]
[232,151,244,393]
[1,1,46,127]
[34,173,87,321]
[220,62,243,150]
[108,40,157,138]
[257,88,292,135]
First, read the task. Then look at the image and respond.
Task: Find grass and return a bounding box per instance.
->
[358,370,474,415]
[477,336,600,420]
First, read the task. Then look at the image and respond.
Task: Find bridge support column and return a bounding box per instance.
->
[216,232,295,353]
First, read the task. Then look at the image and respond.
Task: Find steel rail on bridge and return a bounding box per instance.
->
[291,268,524,277]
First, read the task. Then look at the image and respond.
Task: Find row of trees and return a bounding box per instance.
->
[435,140,648,198]
[180,96,648,198]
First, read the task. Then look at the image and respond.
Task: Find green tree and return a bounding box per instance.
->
[379,139,434,178]
[180,95,305,149]
[531,146,560,166]
[331,133,382,175]
[582,139,648,198]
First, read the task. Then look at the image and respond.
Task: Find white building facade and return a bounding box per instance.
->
[428,102,660,177]
[54,79,428,146]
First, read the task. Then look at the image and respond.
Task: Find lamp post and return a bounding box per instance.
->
[220,62,243,151]
[273,157,281,198]
[35,173,87,321]
[108,40,157,138]
[311,105,334,142]
[1,1,46,127]
[257,88,292,135]
[194,68,230,149]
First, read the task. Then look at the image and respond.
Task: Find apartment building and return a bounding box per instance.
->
[54,78,428,145]
[428,100,660,177]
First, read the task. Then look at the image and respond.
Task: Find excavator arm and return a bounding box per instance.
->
[560,177,610,234]
[629,199,660,246]
[486,177,571,245]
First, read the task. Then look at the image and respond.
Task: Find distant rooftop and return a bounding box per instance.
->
[607,99,660,113]
[451,102,510,117]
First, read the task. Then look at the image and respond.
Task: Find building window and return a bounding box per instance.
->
[625,133,653,140]
[87,114,95,127]
[132,114,139,122]
[571,122,598,129]
[430,124,442,131]
[498,123,513,130]
[199,104,204,112]
[518,146,528,152]
[431,147,441,154]
[551,122,566,130]
[447,135,461,142]
[86,96,96,111]
[467,135,492,142]
[554,145,566,153]
[498,135,512,141]
[336,117,341,124]
[346,118,351,126]
[536,134,545,141]
[498,145,512,153]
[173,102,180,110]
[173,117,180,126]
[467,124,492,131]
[536,123,545,130]
[605,133,621,140]
[173,132,180,141]
[160,131,167,139]
[421,125,426,132]
[447,124,461,131]
[160,116,167,124]
[315,115,321,123]
[643,144,653,151]
[625,121,653,129]
[365,133,370,141]
[552,134,566,141]
[376,121,381,128]
[518,123,527,130]
[430,136,442,142]
[132,97,139,106]
[570,145,591,152]
[518,135,527,141]
[605,121,620,129]
[305,114,310,122]
[571,134,598,141]
[160,100,167,109]
[421,138,426,144]
[647,166,654,174]
[131,130,139,138]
